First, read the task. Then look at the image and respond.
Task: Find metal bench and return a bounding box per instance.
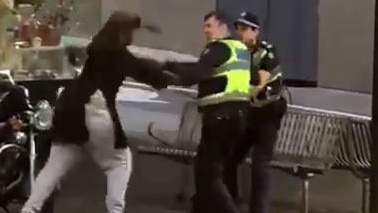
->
[334,115,371,213]
[265,105,345,213]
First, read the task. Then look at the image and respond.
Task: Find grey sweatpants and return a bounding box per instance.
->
[21,104,133,213]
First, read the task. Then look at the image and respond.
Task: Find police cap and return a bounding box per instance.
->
[234,12,260,29]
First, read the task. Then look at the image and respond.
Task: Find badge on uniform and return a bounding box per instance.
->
[268,52,274,59]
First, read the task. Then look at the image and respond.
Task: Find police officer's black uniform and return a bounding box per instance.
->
[164,37,251,213]
[223,12,287,213]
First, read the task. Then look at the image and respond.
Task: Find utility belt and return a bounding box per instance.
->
[250,77,283,108]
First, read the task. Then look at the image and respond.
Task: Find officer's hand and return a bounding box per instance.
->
[250,85,264,98]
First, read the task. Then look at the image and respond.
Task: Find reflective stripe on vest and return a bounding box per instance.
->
[253,48,267,68]
[216,61,251,72]
[198,39,251,107]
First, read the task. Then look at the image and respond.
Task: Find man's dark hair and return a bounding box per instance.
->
[203,11,229,25]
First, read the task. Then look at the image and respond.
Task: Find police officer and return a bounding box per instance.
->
[163,11,250,213]
[223,12,287,213]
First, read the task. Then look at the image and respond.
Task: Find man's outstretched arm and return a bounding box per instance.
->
[163,41,231,86]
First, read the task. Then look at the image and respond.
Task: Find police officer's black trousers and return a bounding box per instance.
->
[223,98,287,213]
[192,103,247,213]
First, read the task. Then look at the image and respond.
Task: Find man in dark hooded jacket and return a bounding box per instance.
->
[21,11,172,213]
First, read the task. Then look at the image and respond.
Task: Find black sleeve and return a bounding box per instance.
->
[128,57,169,89]
[122,50,170,90]
[259,46,280,72]
[163,42,231,85]
[84,49,171,90]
